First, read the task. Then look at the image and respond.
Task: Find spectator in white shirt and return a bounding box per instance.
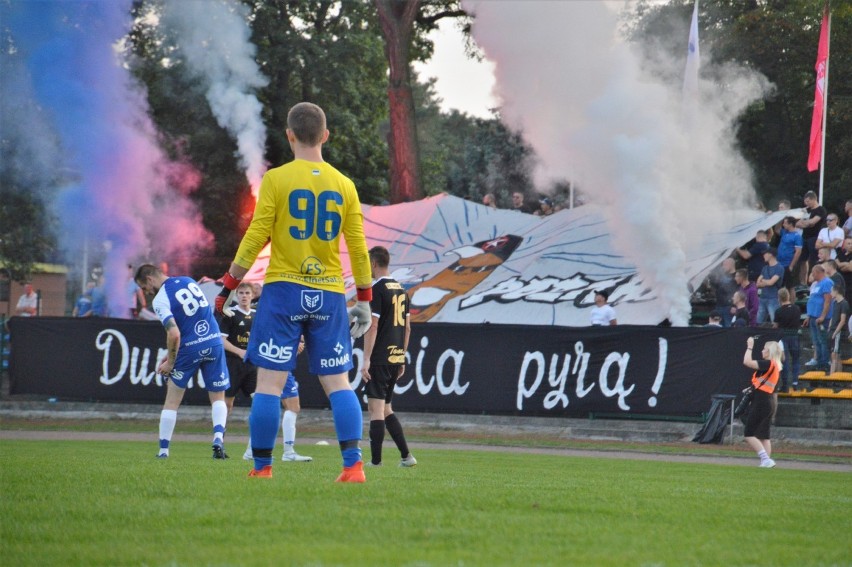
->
[15,284,38,317]
[816,213,844,260]
[590,290,617,326]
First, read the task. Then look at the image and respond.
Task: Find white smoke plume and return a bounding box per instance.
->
[465,0,772,325]
[159,0,269,194]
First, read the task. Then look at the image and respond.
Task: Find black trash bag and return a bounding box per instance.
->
[692,395,735,444]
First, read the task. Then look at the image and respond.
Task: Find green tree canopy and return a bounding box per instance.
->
[249,0,390,204]
[415,77,536,204]
[128,0,391,274]
[0,31,62,282]
[128,0,251,274]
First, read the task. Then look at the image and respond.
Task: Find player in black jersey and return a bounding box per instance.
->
[361,246,416,467]
[219,282,258,416]
[217,282,257,459]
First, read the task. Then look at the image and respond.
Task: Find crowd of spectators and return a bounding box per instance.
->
[482,191,569,216]
[702,193,852,379]
[705,193,852,328]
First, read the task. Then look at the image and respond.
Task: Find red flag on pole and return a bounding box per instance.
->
[808,6,830,172]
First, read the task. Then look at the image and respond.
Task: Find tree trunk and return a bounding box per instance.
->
[375,0,423,203]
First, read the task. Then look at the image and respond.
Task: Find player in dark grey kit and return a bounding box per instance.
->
[360,246,416,467]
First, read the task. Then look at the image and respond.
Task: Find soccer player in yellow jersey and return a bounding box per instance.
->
[215,102,373,482]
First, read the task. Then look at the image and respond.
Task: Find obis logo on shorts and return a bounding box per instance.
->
[258,338,294,364]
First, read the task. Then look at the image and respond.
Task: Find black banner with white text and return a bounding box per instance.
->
[8,317,776,417]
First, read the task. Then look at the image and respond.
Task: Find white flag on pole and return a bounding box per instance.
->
[683,0,700,96]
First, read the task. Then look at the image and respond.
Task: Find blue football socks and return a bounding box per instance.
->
[329,389,362,467]
[249,393,281,470]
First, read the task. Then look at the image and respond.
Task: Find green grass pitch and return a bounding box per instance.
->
[1,440,849,566]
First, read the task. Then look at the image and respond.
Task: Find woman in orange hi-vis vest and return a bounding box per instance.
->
[742,336,782,468]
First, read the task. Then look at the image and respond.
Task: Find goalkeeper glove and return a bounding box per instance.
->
[215,272,241,314]
[348,287,373,339]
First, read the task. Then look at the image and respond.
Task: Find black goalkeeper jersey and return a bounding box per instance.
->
[370,277,409,365]
[217,307,254,358]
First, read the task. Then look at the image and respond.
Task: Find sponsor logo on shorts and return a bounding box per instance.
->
[301,289,323,313]
[257,339,294,364]
[283,381,299,396]
[192,348,217,364]
[171,370,184,381]
[290,313,330,321]
[320,343,349,368]
[320,353,351,368]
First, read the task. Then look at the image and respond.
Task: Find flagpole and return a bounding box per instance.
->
[818,8,831,204]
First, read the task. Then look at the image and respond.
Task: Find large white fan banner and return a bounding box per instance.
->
[244,194,786,327]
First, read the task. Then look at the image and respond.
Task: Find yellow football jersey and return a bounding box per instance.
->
[233,159,372,293]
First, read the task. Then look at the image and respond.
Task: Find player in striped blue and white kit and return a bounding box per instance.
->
[135,264,230,459]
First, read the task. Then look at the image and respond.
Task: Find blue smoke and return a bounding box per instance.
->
[5,2,132,242]
[3,1,212,315]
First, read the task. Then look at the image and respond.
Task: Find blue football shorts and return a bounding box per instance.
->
[280,375,300,399]
[168,345,229,392]
[246,282,354,375]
